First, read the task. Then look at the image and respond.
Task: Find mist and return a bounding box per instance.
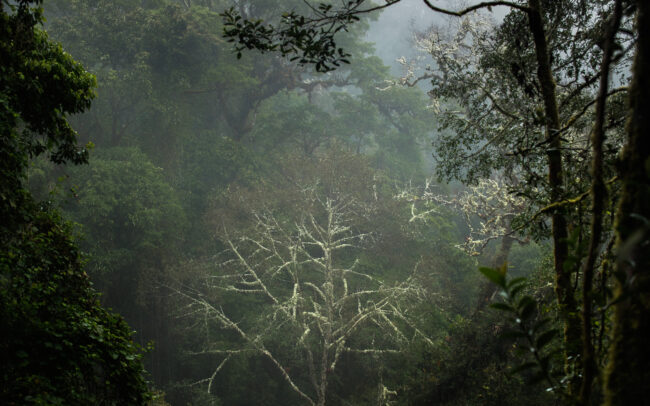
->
[3,0,644,405]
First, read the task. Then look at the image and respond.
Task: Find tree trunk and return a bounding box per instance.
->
[602,2,650,404]
[579,1,623,404]
[527,0,581,398]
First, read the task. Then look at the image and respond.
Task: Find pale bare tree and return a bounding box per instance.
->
[170,183,433,406]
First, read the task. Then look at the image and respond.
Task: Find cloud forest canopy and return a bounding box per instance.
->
[4,0,649,405]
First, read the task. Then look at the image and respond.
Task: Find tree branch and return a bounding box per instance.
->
[422,0,531,16]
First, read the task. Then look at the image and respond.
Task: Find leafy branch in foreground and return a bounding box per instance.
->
[479,266,563,392]
[221,4,358,72]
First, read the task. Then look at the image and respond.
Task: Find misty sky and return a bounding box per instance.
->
[365,0,509,76]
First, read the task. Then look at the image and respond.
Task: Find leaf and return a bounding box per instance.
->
[535,329,558,349]
[507,277,527,289]
[518,296,536,320]
[490,302,515,312]
[510,284,526,298]
[479,267,506,288]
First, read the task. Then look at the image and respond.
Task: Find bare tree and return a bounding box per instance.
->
[170,182,433,406]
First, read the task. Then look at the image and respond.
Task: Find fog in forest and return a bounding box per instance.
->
[3,1,647,405]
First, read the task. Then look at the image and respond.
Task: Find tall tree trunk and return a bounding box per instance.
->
[579,1,623,404]
[527,0,581,398]
[603,2,650,404]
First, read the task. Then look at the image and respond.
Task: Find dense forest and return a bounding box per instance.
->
[1,0,648,405]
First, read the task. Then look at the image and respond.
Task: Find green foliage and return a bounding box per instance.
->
[0,1,95,162]
[480,266,563,391]
[507,242,546,279]
[0,206,150,405]
[66,148,184,264]
[0,2,150,403]
[222,4,355,72]
[1,0,94,225]
[248,84,434,181]
[62,147,185,296]
[250,91,334,155]
[398,313,554,406]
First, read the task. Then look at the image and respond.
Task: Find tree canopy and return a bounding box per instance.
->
[1,1,150,404]
[6,0,649,405]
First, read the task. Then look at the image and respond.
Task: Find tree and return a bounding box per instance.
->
[169,151,436,405]
[1,0,94,221]
[399,177,527,261]
[399,176,531,313]
[602,2,650,403]
[62,147,185,308]
[402,2,637,404]
[0,1,149,403]
[249,81,436,180]
[56,146,188,383]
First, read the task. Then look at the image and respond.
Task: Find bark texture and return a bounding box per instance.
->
[579,1,623,404]
[603,2,650,404]
[527,0,581,397]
